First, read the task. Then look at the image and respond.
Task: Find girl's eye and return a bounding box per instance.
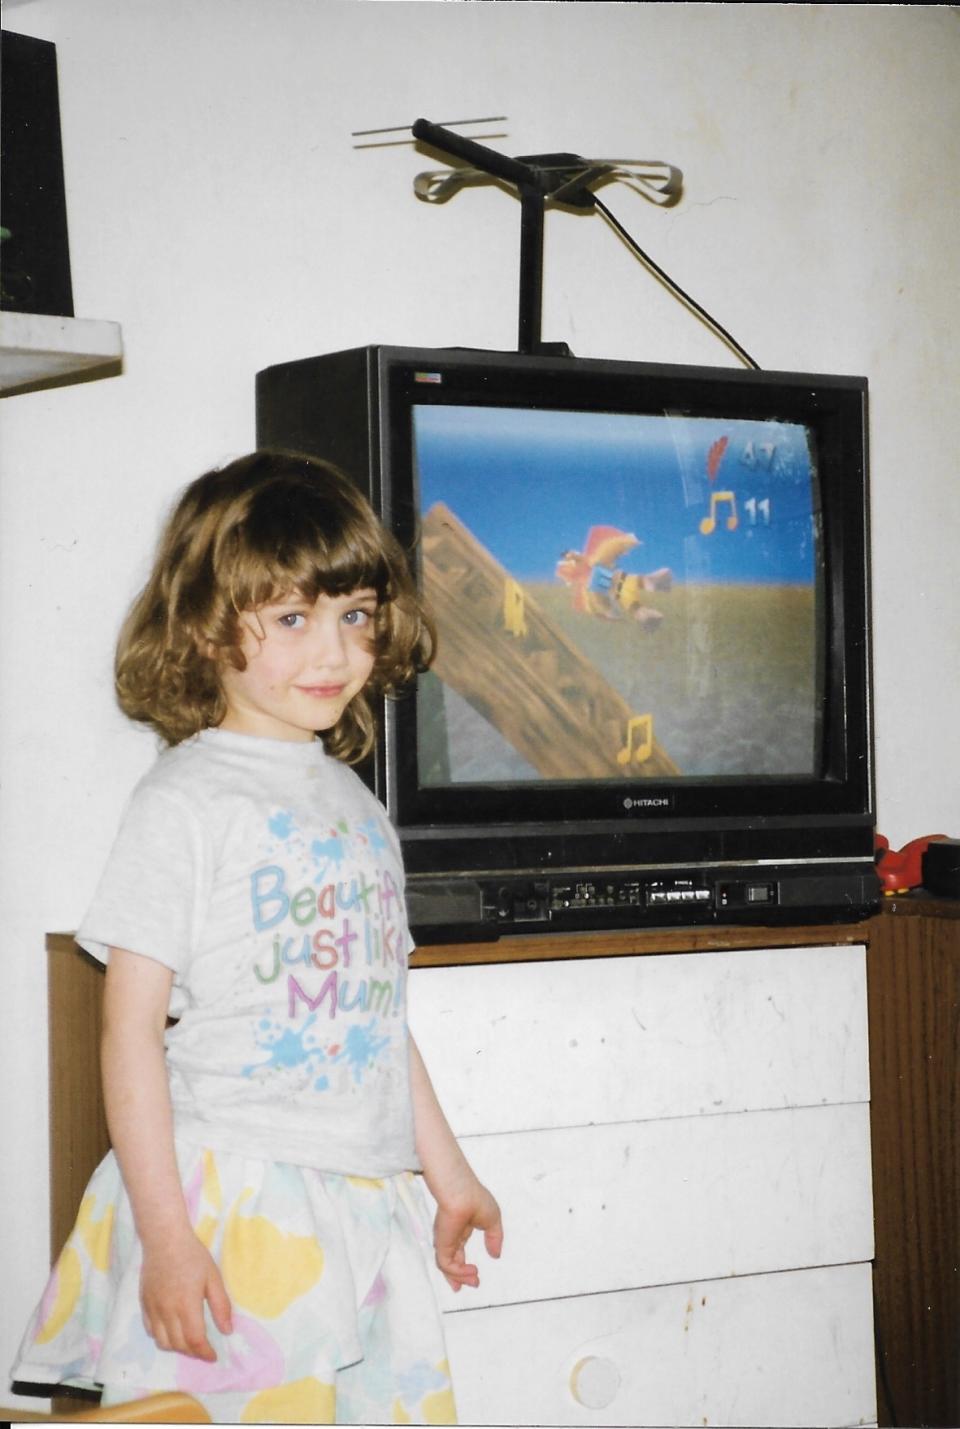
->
[343,607,374,628]
[277,612,307,629]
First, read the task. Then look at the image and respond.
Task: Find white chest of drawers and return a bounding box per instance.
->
[408,943,876,1427]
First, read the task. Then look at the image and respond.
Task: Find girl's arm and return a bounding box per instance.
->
[408,1034,503,1291]
[102,947,233,1361]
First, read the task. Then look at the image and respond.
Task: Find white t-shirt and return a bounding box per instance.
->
[77,728,419,1176]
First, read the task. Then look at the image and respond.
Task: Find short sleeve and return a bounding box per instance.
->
[76,780,209,991]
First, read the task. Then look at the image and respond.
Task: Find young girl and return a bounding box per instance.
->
[12,451,502,1424]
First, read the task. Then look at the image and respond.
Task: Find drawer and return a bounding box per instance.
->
[408,944,868,1135]
[424,1101,873,1310]
[443,1261,876,1427]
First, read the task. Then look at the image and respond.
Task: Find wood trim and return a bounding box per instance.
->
[409,919,871,967]
[866,901,960,1428]
[47,937,109,1261]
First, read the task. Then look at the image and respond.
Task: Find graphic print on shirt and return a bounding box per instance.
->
[244,806,406,1093]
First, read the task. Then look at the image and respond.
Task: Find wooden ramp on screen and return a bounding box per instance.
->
[421,503,680,780]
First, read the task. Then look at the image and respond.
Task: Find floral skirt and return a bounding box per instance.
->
[12,1141,455,1424]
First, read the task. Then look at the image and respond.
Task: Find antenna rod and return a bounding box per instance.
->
[518,189,544,355]
[412,117,547,354]
[411,118,539,190]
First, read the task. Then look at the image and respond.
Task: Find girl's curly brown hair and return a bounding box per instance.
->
[115,450,435,761]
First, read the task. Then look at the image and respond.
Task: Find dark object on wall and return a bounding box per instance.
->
[1,30,74,316]
[923,838,960,897]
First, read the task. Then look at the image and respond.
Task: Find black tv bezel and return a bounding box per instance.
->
[368,348,872,857]
[255,343,876,905]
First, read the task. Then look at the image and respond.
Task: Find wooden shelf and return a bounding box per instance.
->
[0,310,122,395]
[410,916,871,967]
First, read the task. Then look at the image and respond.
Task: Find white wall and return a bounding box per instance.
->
[3,0,958,1405]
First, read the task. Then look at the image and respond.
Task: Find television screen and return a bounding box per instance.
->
[412,402,824,789]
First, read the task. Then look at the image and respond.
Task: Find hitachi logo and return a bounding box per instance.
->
[623,795,672,811]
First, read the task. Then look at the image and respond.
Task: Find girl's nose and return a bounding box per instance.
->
[308,614,348,667]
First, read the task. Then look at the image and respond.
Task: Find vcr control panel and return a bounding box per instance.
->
[405,864,880,943]
[486,873,776,926]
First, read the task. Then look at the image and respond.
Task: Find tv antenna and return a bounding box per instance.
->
[353,117,757,368]
[409,117,684,357]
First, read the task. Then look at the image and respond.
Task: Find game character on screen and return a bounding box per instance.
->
[555,524,672,627]
[10,451,502,1425]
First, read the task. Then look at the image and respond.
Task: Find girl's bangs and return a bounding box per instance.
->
[226,511,389,613]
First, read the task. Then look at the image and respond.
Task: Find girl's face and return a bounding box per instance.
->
[217,589,378,742]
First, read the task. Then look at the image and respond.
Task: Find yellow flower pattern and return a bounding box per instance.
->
[76,1195,115,1273]
[240,1376,336,1423]
[35,1245,82,1345]
[222,1189,325,1317]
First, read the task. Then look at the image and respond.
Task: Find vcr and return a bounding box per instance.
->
[405,862,881,944]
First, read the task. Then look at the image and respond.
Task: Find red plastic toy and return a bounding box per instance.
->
[875,833,949,892]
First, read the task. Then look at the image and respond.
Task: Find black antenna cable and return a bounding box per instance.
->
[593,194,759,370]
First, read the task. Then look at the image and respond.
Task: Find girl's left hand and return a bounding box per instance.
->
[433,1179,503,1291]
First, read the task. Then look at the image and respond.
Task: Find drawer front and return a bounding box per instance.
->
[408,944,868,1135]
[443,1261,876,1427]
[424,1101,873,1310]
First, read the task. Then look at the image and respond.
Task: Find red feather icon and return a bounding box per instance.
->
[706,435,729,482]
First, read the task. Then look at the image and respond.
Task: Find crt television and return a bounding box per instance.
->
[256,345,879,943]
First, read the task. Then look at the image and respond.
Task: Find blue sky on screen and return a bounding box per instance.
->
[413,404,818,585]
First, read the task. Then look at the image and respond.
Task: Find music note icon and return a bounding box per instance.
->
[699,490,739,536]
[617,713,654,766]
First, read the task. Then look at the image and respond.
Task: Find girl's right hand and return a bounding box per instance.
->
[139,1231,233,1362]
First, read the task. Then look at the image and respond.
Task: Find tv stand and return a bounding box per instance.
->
[43,899,959,1425]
